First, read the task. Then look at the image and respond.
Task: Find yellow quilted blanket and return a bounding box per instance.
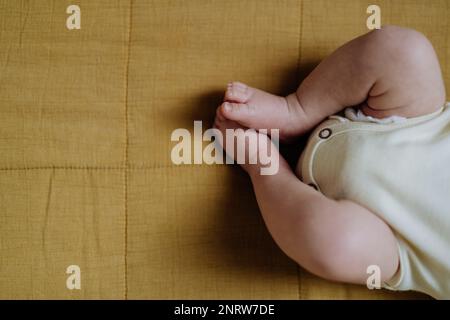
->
[1,0,447,299]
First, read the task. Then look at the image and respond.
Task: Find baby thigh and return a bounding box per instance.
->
[360,26,446,118]
[289,198,399,285]
[251,170,400,285]
[297,25,446,123]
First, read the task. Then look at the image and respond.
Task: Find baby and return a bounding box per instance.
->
[213,25,449,299]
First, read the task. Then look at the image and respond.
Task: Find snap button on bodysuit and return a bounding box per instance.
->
[319,128,332,139]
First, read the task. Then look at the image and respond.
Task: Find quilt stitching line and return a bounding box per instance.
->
[0,164,228,171]
[123,0,134,300]
[0,166,126,171]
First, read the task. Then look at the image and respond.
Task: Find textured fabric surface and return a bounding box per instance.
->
[0,0,448,299]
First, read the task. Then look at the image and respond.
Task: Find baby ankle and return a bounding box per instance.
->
[285,93,311,133]
[285,93,304,117]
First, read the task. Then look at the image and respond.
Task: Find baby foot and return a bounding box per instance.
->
[222,82,307,142]
[214,105,282,176]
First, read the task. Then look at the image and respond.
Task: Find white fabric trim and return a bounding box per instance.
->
[344,107,407,124]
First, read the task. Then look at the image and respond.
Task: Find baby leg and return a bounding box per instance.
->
[296,25,446,125]
[216,25,446,285]
[222,26,445,139]
[214,113,399,285]
[249,160,399,285]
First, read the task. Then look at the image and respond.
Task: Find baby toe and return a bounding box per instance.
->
[225,82,250,103]
[221,102,253,122]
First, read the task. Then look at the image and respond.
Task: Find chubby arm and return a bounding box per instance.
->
[247,158,399,284]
